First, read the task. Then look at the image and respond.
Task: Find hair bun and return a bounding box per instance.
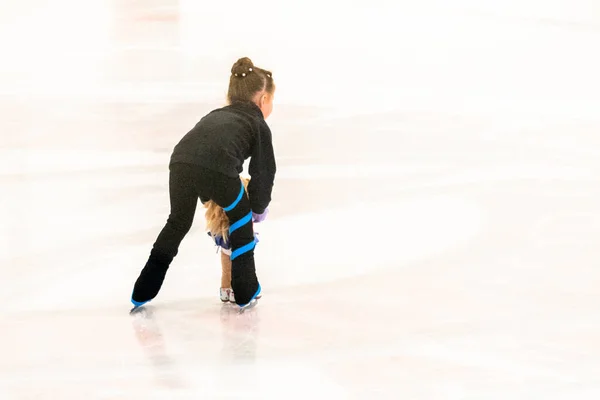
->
[231,57,255,77]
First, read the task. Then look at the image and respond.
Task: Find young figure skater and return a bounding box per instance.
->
[131,57,276,310]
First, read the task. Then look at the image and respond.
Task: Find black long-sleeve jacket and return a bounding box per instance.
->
[170,102,276,214]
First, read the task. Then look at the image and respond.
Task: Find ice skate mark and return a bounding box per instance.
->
[130,304,147,314]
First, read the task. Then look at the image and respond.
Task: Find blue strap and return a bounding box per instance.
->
[229,212,252,235]
[223,180,244,212]
[231,239,257,260]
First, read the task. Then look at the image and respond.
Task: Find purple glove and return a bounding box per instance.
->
[252,208,269,223]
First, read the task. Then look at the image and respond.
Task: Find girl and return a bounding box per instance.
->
[131,57,276,310]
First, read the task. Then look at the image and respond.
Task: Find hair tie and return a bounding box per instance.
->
[233,67,253,78]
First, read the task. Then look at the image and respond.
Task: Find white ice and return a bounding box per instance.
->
[1,0,600,398]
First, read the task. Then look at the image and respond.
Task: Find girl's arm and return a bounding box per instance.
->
[248,122,276,214]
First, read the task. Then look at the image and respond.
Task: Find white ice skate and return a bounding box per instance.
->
[220,288,235,303]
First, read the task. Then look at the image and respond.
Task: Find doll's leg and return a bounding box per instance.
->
[220,250,232,289]
[219,249,234,302]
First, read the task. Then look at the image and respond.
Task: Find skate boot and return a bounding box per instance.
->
[131,249,171,309]
[220,287,262,305]
[220,288,235,303]
[238,284,261,311]
[231,270,261,309]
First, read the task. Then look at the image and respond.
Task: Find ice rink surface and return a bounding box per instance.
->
[1,0,600,398]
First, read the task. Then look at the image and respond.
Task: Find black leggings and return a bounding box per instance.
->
[139,162,259,305]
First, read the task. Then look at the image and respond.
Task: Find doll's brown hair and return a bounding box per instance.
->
[204,177,250,241]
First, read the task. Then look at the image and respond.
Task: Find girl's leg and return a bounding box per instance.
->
[219,247,263,303]
[211,178,260,307]
[131,163,202,306]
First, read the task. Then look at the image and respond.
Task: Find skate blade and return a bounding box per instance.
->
[130,305,146,314]
[238,298,259,313]
[229,294,260,304]
[130,294,151,314]
[129,298,152,314]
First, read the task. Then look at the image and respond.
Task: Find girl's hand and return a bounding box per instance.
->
[252,208,269,223]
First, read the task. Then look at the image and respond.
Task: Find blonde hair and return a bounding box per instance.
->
[204,177,250,242]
